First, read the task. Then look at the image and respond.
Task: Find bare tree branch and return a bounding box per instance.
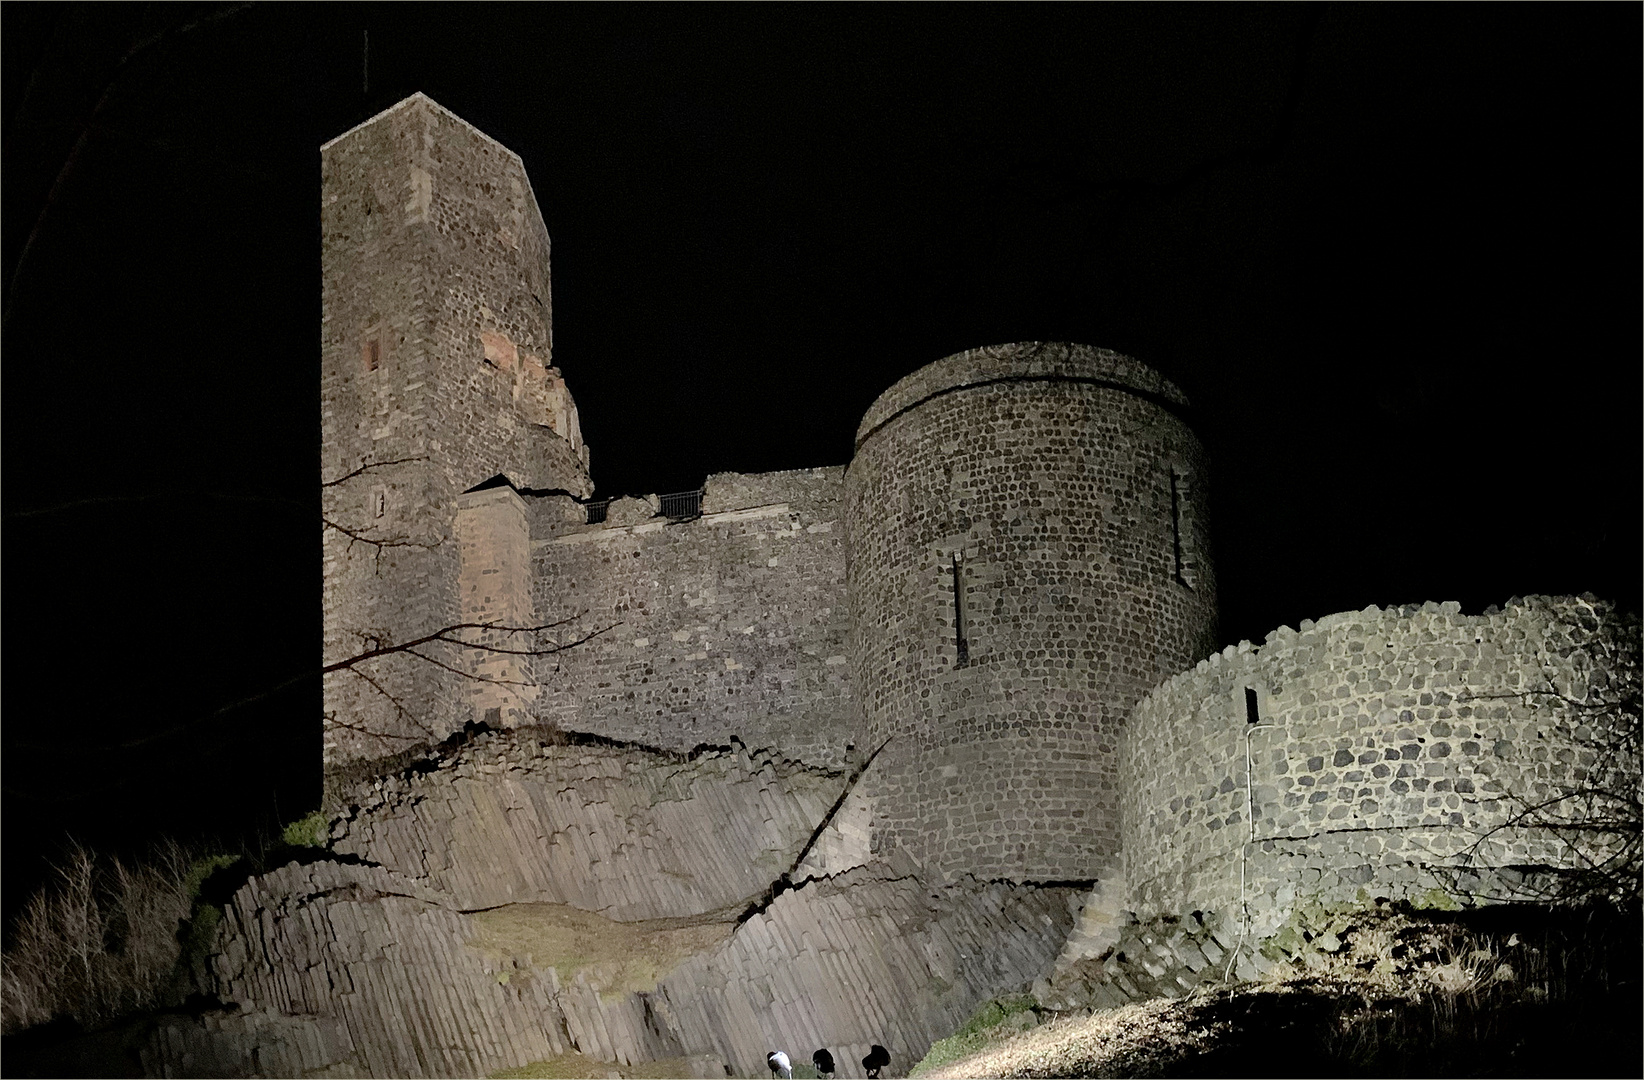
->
[1434,607,1642,906]
[321,618,616,675]
[402,648,538,689]
[337,668,439,745]
[4,3,254,328]
[321,456,431,488]
[5,616,615,759]
[321,455,443,571]
[321,515,442,574]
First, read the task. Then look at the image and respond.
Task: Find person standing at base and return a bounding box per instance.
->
[812,1048,835,1078]
[767,1050,793,1078]
[863,1044,890,1078]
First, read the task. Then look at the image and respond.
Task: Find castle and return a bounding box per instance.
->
[320,92,1220,885]
[136,93,1634,1078]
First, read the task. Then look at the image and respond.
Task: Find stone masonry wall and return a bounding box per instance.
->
[1121,595,1640,938]
[527,468,856,768]
[846,343,1219,881]
[321,94,591,769]
[329,731,852,921]
[322,95,464,767]
[455,485,539,728]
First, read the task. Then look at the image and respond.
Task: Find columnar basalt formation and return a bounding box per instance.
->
[144,737,1074,1079]
[844,343,1219,881]
[327,733,853,919]
[650,862,1077,1078]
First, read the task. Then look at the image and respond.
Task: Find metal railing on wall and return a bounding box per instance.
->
[659,489,703,520]
[583,489,703,525]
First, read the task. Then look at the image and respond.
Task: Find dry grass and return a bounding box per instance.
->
[919,903,1640,1078]
[467,901,738,1001]
[0,840,231,1035]
[918,995,1227,1079]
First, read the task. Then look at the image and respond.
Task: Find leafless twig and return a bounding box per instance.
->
[321,617,615,675]
[321,456,430,488]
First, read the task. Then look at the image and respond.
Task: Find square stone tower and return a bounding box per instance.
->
[321,93,592,770]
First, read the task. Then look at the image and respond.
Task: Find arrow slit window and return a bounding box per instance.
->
[362,324,384,373]
[951,554,970,667]
[1171,468,1197,589]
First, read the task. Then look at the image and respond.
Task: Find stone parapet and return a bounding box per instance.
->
[853,341,1190,449]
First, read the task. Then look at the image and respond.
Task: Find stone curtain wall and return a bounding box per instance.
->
[528,468,856,767]
[845,343,1219,881]
[321,94,591,769]
[1121,596,1640,937]
[328,733,852,920]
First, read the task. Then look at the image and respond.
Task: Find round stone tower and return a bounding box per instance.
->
[845,341,1219,881]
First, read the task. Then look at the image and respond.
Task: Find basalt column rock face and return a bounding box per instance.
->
[845,343,1219,881]
[321,93,592,769]
[328,732,854,919]
[139,732,1075,1079]
[653,860,1079,1078]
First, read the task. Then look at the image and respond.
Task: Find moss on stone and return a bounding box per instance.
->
[1414,887,1463,912]
[280,811,330,849]
[910,993,1040,1076]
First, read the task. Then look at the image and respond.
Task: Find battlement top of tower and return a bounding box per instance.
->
[853,341,1191,450]
[320,91,524,162]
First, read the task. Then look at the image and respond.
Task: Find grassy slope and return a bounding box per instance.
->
[915,904,1641,1078]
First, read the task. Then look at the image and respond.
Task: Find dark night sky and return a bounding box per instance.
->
[3,4,1639,918]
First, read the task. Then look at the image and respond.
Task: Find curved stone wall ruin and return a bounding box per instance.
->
[845,342,1219,880]
[1121,595,1640,937]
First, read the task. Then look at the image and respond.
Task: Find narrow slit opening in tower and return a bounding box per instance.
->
[1171,468,1195,589]
[362,335,381,373]
[951,554,969,668]
[1245,686,1260,725]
